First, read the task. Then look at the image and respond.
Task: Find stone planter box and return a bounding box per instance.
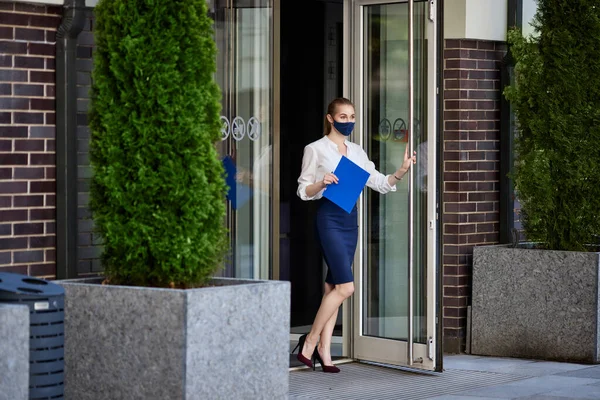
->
[471,245,600,363]
[59,278,290,399]
[0,304,29,400]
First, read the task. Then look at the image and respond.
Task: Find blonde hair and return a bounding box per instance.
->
[323,97,355,135]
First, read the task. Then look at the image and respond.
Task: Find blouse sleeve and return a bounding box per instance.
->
[297,145,324,201]
[361,149,397,194]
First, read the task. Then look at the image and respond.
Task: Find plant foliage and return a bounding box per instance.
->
[89,0,228,287]
[505,1,600,251]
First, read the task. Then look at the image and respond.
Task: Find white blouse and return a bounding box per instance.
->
[297,135,397,201]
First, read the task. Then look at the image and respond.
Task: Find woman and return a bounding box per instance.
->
[292,97,416,373]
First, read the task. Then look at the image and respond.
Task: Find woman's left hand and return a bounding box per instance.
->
[402,145,417,171]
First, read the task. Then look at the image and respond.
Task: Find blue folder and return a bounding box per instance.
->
[323,156,370,214]
[222,155,253,210]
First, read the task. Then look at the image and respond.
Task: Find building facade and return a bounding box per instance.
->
[0,0,536,360]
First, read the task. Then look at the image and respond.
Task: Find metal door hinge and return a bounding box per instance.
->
[429,0,435,22]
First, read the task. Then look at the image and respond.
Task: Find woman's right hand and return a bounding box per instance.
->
[322,173,339,186]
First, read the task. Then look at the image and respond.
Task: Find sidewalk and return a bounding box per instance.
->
[289,354,600,399]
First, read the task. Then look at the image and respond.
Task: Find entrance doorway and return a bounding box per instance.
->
[281,0,441,372]
[278,0,346,365]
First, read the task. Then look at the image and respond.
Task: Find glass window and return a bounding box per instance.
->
[210,0,273,280]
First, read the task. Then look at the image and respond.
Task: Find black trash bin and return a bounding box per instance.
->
[0,272,65,400]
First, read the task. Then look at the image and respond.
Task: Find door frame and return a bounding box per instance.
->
[342,0,443,372]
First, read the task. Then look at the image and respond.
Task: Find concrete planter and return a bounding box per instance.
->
[0,304,29,400]
[471,245,600,363]
[59,278,290,399]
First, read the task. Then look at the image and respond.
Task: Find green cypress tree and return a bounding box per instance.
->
[89,0,228,287]
[505,0,600,251]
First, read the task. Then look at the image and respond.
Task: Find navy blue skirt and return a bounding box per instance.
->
[315,198,358,285]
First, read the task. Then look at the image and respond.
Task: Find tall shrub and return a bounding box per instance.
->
[89,0,228,287]
[505,0,600,251]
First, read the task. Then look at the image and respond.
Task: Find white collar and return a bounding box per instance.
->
[323,134,349,149]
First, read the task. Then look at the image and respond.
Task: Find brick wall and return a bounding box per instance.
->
[442,39,507,353]
[0,3,62,278]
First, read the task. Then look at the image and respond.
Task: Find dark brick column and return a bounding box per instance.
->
[442,39,507,353]
[0,2,62,277]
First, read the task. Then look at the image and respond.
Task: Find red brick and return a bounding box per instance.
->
[45,166,55,179]
[477,223,498,233]
[45,248,56,261]
[0,69,27,82]
[14,250,44,264]
[468,50,487,59]
[0,139,10,151]
[29,263,55,277]
[30,154,55,166]
[30,235,55,248]
[0,265,27,274]
[30,15,61,29]
[15,28,45,42]
[1,153,27,165]
[0,26,12,40]
[28,42,54,56]
[14,167,44,179]
[0,40,27,54]
[14,56,44,69]
[45,85,55,97]
[15,140,45,152]
[31,98,55,110]
[13,195,43,207]
[444,307,468,318]
[14,112,44,124]
[14,222,44,235]
[14,83,44,97]
[30,208,55,221]
[30,71,54,83]
[30,181,55,193]
[0,97,29,110]
[461,40,480,49]
[0,181,26,194]
[0,12,29,26]
[0,237,28,249]
[467,214,486,223]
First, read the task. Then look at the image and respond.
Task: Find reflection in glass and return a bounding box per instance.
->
[362,2,428,344]
[210,0,272,280]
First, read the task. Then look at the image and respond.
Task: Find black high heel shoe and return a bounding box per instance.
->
[312,348,340,373]
[291,333,313,368]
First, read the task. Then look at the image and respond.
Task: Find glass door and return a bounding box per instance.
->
[210,0,274,280]
[348,0,440,371]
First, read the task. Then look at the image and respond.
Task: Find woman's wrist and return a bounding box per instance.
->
[394,168,408,180]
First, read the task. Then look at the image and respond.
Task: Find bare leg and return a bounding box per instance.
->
[301,282,354,360]
[317,283,337,366]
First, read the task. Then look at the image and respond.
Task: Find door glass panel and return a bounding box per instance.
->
[362,1,428,344]
[210,0,273,279]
